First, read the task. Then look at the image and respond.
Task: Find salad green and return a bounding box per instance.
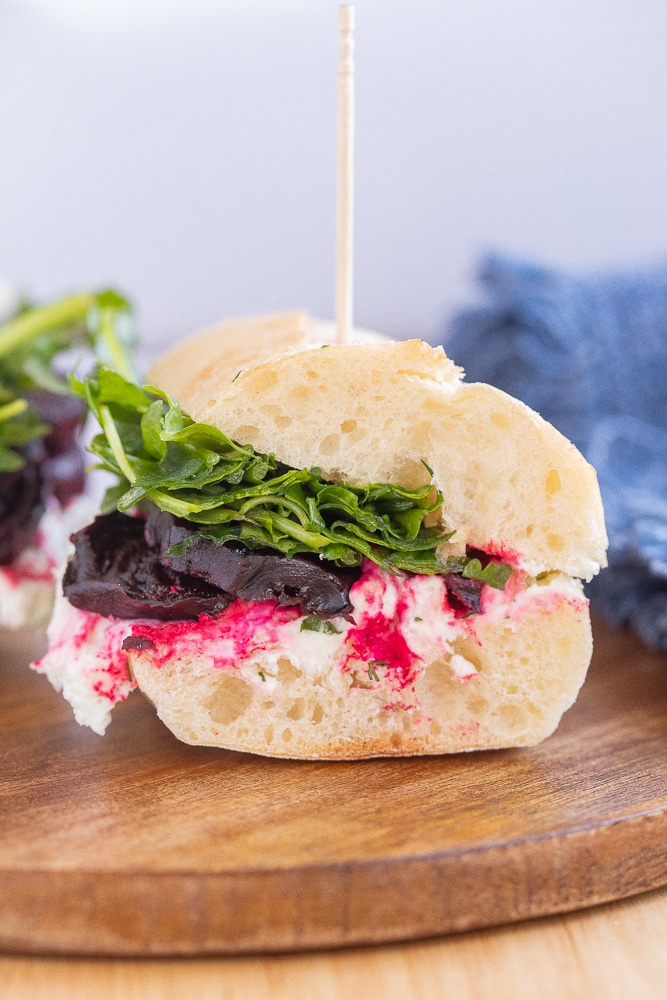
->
[0,290,135,472]
[74,367,512,587]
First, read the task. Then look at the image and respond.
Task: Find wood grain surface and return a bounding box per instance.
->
[0,616,666,956]
[1,886,667,1000]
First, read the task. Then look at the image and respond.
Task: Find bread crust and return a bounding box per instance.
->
[125,312,606,757]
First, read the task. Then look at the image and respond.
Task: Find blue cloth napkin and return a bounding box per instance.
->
[443,252,667,650]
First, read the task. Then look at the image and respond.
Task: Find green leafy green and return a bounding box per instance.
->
[76,368,454,574]
[441,554,512,590]
[0,290,136,471]
[74,368,514,590]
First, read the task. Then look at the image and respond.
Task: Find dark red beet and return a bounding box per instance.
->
[26,391,86,457]
[443,573,484,616]
[28,390,87,506]
[0,391,87,562]
[0,462,45,565]
[63,511,231,621]
[145,507,358,619]
[39,447,86,506]
[63,510,493,624]
[64,509,359,622]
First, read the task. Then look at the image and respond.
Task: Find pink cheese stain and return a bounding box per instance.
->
[343,612,418,690]
[0,566,25,589]
[49,554,534,716]
[32,603,136,706]
[91,655,133,702]
[452,671,478,684]
[449,720,481,736]
[130,599,301,670]
[1,558,54,587]
[470,540,522,566]
[343,563,423,690]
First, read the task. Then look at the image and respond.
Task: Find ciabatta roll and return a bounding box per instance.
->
[36,312,607,757]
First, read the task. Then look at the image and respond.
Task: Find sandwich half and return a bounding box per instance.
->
[34,312,608,757]
[0,290,134,629]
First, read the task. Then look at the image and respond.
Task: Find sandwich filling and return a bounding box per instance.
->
[31,364,591,743]
[34,548,584,738]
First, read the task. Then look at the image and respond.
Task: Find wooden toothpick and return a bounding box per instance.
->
[336,4,355,345]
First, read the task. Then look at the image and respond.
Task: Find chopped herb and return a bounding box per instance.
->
[367,659,388,683]
[300,616,341,634]
[258,669,266,682]
[414,616,423,622]
[367,659,388,681]
[231,370,242,383]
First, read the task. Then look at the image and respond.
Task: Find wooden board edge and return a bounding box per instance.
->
[1,809,665,956]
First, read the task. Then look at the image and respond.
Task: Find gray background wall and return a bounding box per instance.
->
[1,0,666,352]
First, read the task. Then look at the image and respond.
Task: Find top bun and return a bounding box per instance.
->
[149,312,607,580]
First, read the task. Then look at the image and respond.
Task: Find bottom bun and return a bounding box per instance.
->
[128,571,592,760]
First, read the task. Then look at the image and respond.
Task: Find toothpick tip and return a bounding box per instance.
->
[339,5,355,31]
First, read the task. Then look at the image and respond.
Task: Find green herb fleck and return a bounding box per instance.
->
[367,659,388,682]
[300,617,341,634]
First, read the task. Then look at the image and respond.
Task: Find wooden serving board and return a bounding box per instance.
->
[0,616,666,956]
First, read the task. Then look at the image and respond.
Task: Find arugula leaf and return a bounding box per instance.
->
[442,554,512,590]
[0,290,136,470]
[77,369,515,589]
[77,369,455,574]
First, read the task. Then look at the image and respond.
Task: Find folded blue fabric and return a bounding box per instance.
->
[444,252,667,650]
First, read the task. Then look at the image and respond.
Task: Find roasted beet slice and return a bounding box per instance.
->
[0,392,87,565]
[64,509,491,624]
[0,462,45,565]
[26,390,86,457]
[63,511,230,621]
[26,391,87,506]
[145,507,358,619]
[39,447,86,507]
[443,573,484,616]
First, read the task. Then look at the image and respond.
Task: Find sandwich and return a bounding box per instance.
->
[33,311,608,757]
[0,289,135,629]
